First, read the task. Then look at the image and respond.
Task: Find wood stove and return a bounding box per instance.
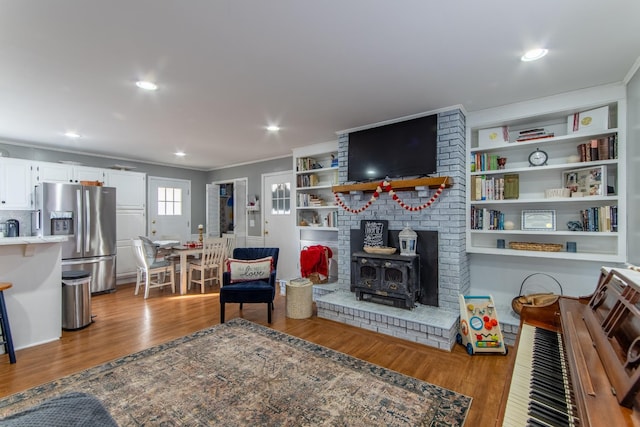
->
[351,252,420,309]
[350,228,438,307]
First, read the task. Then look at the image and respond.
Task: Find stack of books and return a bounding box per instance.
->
[577,135,617,162]
[580,205,618,232]
[470,206,505,230]
[515,128,555,142]
[298,194,325,207]
[309,195,324,207]
[472,153,502,172]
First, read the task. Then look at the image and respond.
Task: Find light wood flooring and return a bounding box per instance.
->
[0,283,514,426]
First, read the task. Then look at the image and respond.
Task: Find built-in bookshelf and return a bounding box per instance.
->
[466,95,626,262]
[292,141,339,281]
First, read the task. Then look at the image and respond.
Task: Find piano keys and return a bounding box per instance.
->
[502,324,579,426]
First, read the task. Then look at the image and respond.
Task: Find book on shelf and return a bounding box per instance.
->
[470,206,504,230]
[471,175,506,201]
[298,193,325,207]
[325,210,338,228]
[579,205,617,232]
[297,174,319,187]
[503,174,519,199]
[473,153,503,172]
[296,157,318,171]
[515,128,555,142]
[577,135,617,162]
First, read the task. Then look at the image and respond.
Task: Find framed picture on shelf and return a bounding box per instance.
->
[521,210,556,231]
[562,166,607,197]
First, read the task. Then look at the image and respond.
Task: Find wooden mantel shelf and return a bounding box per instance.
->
[332,176,453,193]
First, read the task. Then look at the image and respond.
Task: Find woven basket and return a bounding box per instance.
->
[286,278,313,319]
[509,242,563,252]
[511,273,563,316]
[308,272,327,284]
[544,188,571,198]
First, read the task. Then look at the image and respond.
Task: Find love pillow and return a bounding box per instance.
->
[227,257,273,283]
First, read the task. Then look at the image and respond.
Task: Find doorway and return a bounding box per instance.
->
[262,170,297,280]
[207,178,247,247]
[147,177,191,242]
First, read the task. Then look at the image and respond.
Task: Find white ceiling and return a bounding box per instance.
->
[1,1,639,171]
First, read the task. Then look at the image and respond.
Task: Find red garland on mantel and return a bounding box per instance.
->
[333,178,448,214]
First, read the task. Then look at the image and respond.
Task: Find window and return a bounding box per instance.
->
[157,187,182,215]
[271,182,290,215]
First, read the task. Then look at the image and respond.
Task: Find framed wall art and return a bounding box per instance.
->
[521,210,556,231]
[562,166,606,197]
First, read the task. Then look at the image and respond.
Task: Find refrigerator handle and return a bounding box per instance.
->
[76,189,82,253]
[31,210,41,231]
[85,189,91,250]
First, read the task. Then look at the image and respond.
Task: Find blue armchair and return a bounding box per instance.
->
[220,247,279,323]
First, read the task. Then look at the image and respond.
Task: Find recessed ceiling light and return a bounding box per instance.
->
[64,131,81,139]
[174,151,186,157]
[136,80,158,91]
[266,125,280,132]
[521,48,548,62]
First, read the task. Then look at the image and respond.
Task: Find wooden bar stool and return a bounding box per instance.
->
[0,282,16,363]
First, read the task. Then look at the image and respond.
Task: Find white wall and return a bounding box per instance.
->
[626,61,640,266]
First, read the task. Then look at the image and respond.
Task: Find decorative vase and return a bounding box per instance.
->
[398,224,417,256]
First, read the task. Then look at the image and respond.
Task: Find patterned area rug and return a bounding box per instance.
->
[0,318,471,426]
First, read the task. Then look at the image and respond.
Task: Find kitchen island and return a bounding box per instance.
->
[0,236,68,351]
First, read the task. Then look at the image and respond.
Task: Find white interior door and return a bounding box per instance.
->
[148,177,191,242]
[263,171,296,280]
[233,178,247,248]
[206,183,220,238]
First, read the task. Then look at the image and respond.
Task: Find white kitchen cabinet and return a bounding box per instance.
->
[105,169,146,209]
[73,166,106,183]
[466,88,626,262]
[115,209,146,279]
[32,161,106,184]
[0,157,33,210]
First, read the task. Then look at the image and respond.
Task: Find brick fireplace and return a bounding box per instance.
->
[315,107,469,350]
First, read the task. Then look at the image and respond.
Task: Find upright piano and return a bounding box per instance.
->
[498,267,640,426]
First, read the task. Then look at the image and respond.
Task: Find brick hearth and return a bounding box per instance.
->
[314,283,459,350]
[313,283,519,350]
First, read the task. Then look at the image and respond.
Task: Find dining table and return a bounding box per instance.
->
[153,240,203,295]
[171,245,205,294]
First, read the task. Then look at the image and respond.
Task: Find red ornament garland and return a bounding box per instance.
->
[333,178,448,214]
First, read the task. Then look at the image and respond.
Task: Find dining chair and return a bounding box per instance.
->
[188,238,226,293]
[132,239,176,299]
[222,233,236,259]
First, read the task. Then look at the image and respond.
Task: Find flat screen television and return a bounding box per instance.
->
[347,114,438,182]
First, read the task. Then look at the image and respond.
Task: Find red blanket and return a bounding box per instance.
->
[300,245,332,278]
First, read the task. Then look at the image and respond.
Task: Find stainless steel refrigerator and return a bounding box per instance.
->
[33,182,117,294]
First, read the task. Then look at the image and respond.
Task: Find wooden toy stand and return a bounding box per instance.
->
[457,294,508,355]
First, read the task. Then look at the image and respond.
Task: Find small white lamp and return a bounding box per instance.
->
[399,224,417,256]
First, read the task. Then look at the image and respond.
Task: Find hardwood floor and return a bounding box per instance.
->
[0,283,514,426]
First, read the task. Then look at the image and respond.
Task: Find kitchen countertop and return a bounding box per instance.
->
[0,236,67,350]
[0,235,69,246]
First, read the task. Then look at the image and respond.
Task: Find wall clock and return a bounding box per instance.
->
[528,148,548,166]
